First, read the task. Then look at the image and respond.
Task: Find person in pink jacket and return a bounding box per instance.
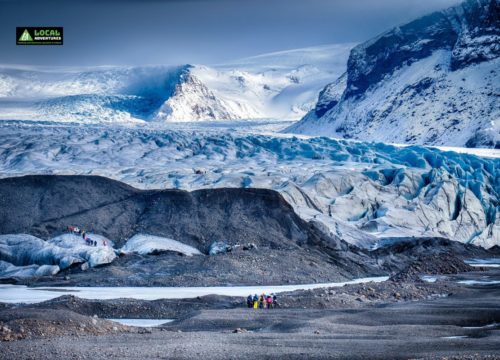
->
[266,295,273,309]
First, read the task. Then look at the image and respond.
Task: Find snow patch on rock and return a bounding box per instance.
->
[208,241,232,255]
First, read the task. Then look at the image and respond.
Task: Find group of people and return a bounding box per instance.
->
[68,226,107,247]
[246,293,277,309]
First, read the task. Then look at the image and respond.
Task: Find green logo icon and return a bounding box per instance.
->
[17,27,63,45]
[18,29,33,42]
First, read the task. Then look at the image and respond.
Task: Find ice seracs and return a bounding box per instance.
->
[0,123,498,250]
[0,261,59,279]
[48,234,117,268]
[0,234,117,279]
[0,232,203,279]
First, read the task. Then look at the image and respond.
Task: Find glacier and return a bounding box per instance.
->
[0,233,117,278]
[0,231,206,279]
[0,121,498,250]
[0,44,353,123]
[0,261,59,279]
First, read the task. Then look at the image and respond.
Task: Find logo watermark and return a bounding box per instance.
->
[16,27,63,45]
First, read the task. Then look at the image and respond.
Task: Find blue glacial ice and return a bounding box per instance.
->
[0,122,498,249]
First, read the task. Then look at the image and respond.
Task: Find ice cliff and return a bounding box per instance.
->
[0,234,117,279]
[0,233,203,279]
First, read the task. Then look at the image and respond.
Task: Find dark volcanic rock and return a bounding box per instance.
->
[313,73,346,117]
[450,0,500,70]
[28,294,241,320]
[0,175,323,251]
[0,308,131,341]
[372,236,496,275]
[345,0,499,99]
[0,175,384,285]
[390,252,474,282]
[345,10,456,99]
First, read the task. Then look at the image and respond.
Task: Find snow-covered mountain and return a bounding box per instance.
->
[287,0,499,148]
[1,121,498,249]
[0,44,353,123]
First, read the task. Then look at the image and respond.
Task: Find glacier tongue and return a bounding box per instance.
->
[0,122,498,249]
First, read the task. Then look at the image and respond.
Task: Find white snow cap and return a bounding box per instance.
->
[0,44,354,123]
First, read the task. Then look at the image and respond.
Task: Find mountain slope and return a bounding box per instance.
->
[0,44,353,123]
[287,0,500,148]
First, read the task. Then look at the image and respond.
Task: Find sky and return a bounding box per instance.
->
[0,0,462,67]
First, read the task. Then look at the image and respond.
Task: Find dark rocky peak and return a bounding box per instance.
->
[314,72,347,118]
[344,0,498,100]
[451,0,500,69]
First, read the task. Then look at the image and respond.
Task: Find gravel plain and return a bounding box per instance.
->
[1,270,500,359]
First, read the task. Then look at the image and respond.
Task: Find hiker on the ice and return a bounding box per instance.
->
[272,294,277,308]
[247,295,253,308]
[81,230,86,240]
[68,226,81,234]
[259,294,265,309]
